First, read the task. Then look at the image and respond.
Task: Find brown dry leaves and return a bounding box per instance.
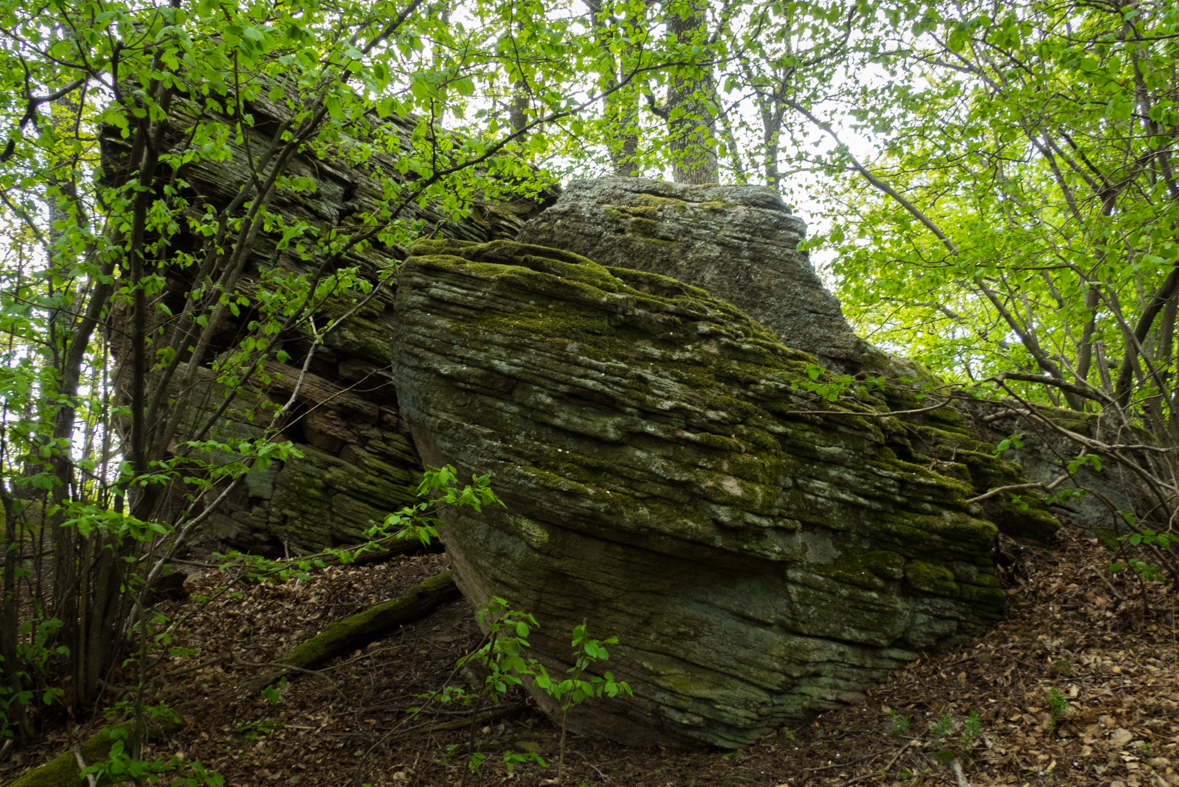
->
[2,529,1177,787]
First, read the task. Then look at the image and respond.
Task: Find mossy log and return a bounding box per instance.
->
[7,715,183,787]
[242,569,459,693]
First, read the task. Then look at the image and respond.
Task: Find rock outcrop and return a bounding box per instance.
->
[103,92,555,552]
[516,177,1059,546]
[968,402,1144,533]
[392,238,1021,748]
[517,177,869,370]
[109,82,1067,747]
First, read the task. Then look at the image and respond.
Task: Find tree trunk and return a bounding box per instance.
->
[587,0,644,176]
[665,1,717,184]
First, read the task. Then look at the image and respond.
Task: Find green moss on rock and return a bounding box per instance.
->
[390,237,1052,749]
[904,560,959,596]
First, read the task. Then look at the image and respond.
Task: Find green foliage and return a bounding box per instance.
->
[813,0,1179,438]
[234,719,284,741]
[0,0,1172,773]
[539,622,632,779]
[901,710,987,767]
[533,625,632,707]
[787,365,926,407]
[416,597,629,780]
[462,597,549,704]
[199,465,502,589]
[1110,524,1176,583]
[79,712,225,786]
[929,713,955,745]
[1047,688,1069,736]
[994,435,1024,455]
[261,677,288,706]
[889,710,910,736]
[368,466,505,548]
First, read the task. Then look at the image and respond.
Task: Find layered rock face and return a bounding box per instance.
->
[103,93,553,552]
[517,177,868,369]
[392,238,1012,748]
[968,403,1143,533]
[114,84,1065,745]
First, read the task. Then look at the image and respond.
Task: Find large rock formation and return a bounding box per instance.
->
[109,82,1066,746]
[102,92,555,552]
[517,177,869,369]
[517,178,1059,546]
[391,238,1022,748]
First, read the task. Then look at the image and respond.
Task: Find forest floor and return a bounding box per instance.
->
[3,525,1178,787]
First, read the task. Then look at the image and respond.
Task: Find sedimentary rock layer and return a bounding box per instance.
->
[517,177,868,369]
[103,92,553,551]
[392,238,1009,748]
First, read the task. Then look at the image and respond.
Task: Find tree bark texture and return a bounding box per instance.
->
[665,1,717,184]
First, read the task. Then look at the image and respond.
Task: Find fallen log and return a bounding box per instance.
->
[6,714,185,787]
[240,569,460,693]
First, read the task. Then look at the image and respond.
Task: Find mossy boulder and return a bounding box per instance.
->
[158,362,425,553]
[101,89,556,554]
[391,238,1019,748]
[517,177,869,371]
[964,398,1146,533]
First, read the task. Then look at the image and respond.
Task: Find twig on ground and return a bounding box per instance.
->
[231,653,340,689]
[951,758,972,787]
[576,750,608,780]
[416,704,526,734]
[74,745,97,787]
[800,751,880,772]
[319,645,403,674]
[833,743,911,787]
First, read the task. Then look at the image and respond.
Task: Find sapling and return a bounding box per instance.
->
[417,602,632,782]
[533,621,633,781]
[452,597,549,782]
[1047,687,1068,736]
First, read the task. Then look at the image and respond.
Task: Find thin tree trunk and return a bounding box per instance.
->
[587,0,643,176]
[0,483,31,742]
[665,0,717,184]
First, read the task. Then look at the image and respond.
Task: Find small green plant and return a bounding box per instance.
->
[261,676,288,705]
[889,710,910,735]
[419,598,630,782]
[502,749,546,773]
[79,725,225,786]
[534,621,633,781]
[930,713,955,744]
[994,433,1025,455]
[897,766,931,785]
[234,719,284,740]
[369,466,505,548]
[922,712,986,767]
[439,597,549,782]
[1110,526,1175,583]
[787,365,897,404]
[961,711,983,746]
[1047,687,1068,736]
[459,597,546,702]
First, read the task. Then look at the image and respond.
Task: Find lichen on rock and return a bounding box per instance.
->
[516,177,869,370]
[391,238,1014,748]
